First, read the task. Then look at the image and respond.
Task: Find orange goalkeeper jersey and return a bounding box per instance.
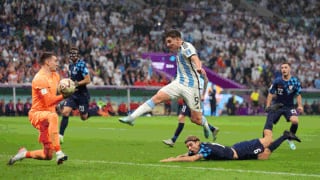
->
[29,69,63,113]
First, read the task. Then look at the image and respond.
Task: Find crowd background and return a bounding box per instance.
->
[0,0,319,116]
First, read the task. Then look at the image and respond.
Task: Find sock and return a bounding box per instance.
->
[130,99,155,119]
[201,116,209,127]
[208,124,216,132]
[269,135,287,152]
[59,116,69,135]
[172,123,185,142]
[290,124,298,134]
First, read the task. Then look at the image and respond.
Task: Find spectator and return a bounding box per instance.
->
[0,99,5,116]
[15,98,24,116]
[5,99,15,116]
[117,102,128,116]
[24,98,32,116]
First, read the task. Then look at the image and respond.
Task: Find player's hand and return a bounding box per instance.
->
[74,81,79,87]
[197,68,205,74]
[160,157,175,162]
[265,103,284,113]
[297,106,304,113]
[62,92,73,99]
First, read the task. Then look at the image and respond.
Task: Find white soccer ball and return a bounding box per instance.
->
[59,78,76,94]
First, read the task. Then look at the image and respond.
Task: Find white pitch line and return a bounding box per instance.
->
[73,159,320,178]
[1,154,319,178]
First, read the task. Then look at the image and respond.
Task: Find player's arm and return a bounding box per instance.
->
[202,71,209,98]
[160,153,202,162]
[34,77,63,106]
[77,74,91,86]
[296,94,303,113]
[190,55,205,74]
[265,92,273,108]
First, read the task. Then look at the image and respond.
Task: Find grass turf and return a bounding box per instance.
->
[0,115,319,180]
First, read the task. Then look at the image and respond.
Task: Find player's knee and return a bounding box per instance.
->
[290,116,299,124]
[61,108,72,117]
[80,114,88,121]
[190,116,201,125]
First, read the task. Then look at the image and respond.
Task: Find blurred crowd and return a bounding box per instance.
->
[0,0,319,90]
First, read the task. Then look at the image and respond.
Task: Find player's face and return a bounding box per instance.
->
[69,50,79,62]
[281,64,291,78]
[47,56,59,72]
[165,37,180,52]
[185,141,200,154]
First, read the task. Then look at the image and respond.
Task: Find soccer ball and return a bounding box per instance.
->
[59,78,76,95]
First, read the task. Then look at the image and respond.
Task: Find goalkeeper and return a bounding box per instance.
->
[8,52,72,165]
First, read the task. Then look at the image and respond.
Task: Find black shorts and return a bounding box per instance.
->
[180,104,191,117]
[264,107,298,130]
[232,139,264,160]
[63,92,90,115]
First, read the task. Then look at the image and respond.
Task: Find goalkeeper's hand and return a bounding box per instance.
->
[62,91,73,99]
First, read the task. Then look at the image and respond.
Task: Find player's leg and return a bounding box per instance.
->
[59,98,76,143]
[163,111,186,147]
[285,109,299,150]
[262,111,282,145]
[267,130,301,154]
[79,94,91,120]
[119,81,179,125]
[208,122,219,141]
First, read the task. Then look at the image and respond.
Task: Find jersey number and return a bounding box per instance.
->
[79,105,85,112]
[253,148,262,154]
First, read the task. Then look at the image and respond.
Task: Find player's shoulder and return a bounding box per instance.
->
[76,59,87,66]
[181,42,194,50]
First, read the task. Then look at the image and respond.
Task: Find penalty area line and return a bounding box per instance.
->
[74,159,320,178]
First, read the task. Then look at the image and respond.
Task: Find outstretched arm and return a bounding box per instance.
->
[160,153,202,162]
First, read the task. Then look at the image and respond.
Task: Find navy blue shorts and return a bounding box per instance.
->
[180,104,191,117]
[232,139,264,160]
[264,107,298,130]
[63,92,90,115]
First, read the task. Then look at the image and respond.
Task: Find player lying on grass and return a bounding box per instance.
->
[160,130,301,162]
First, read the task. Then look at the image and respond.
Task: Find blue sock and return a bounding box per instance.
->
[172,123,184,142]
[269,135,286,152]
[59,116,69,135]
[290,124,298,134]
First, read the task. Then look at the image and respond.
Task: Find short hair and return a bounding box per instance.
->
[184,135,200,144]
[281,62,291,67]
[164,30,181,39]
[69,46,79,54]
[39,52,54,65]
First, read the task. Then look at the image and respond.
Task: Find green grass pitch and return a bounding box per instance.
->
[0,115,319,179]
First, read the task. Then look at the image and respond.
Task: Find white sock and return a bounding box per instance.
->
[130,99,155,119]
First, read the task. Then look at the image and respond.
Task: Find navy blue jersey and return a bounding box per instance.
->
[269,76,301,108]
[69,59,89,94]
[232,139,264,160]
[188,143,234,160]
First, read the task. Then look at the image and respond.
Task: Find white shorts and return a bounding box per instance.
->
[160,80,202,112]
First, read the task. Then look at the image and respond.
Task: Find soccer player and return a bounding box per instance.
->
[8,52,70,165]
[119,29,212,138]
[163,71,219,147]
[263,62,303,150]
[160,131,301,162]
[59,47,91,143]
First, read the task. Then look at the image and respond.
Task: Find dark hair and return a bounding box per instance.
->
[184,135,200,144]
[69,46,79,54]
[281,62,291,67]
[39,52,54,65]
[164,30,181,39]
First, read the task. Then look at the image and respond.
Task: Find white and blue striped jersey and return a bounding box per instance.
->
[175,42,201,89]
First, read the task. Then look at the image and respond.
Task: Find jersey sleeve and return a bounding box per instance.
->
[78,61,89,77]
[294,77,302,96]
[182,42,197,58]
[268,80,277,94]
